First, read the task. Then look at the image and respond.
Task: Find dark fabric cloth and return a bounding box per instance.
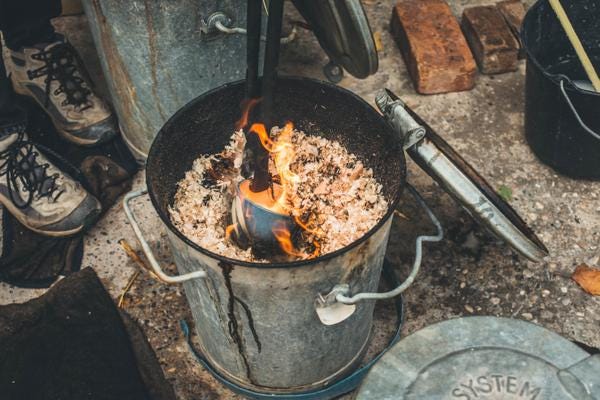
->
[0,267,176,400]
[0,0,61,50]
[0,215,84,288]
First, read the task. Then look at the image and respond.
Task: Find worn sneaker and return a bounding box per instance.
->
[6,35,117,147]
[0,126,101,237]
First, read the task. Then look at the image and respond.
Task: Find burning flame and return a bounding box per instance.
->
[272,221,306,258]
[230,99,321,259]
[225,223,237,241]
[235,98,262,131]
[250,121,321,258]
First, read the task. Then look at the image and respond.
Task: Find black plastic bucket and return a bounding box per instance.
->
[522,0,600,179]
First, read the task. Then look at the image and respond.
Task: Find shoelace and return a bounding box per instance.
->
[0,130,64,209]
[27,42,93,111]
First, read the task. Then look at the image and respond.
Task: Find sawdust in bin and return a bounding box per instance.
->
[169,126,388,262]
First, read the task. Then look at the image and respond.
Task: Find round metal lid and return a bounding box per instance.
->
[291,0,378,78]
[357,317,600,400]
[376,89,549,262]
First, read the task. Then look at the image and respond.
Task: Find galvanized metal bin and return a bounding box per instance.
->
[123,78,420,393]
[82,0,248,161]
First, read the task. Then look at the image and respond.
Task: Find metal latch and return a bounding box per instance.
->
[375,89,425,150]
[200,12,296,43]
[315,285,356,326]
[200,12,238,38]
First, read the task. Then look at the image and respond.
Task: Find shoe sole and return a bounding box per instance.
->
[0,191,86,237]
[12,81,116,147]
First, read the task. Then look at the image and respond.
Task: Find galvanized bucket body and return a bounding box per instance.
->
[82,0,248,161]
[168,218,392,390]
[140,77,405,392]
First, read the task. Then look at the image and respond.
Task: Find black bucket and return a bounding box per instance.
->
[522,0,600,179]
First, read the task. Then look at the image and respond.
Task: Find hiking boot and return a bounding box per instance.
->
[0,125,101,236]
[5,35,117,147]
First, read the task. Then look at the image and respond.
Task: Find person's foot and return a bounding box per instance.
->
[5,34,117,147]
[0,126,101,236]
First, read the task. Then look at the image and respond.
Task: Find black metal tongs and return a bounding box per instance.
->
[230,1,294,251]
[244,0,285,193]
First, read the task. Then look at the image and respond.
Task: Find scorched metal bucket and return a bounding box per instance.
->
[122,77,444,395]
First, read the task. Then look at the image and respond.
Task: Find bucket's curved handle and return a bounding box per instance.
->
[318,184,443,307]
[123,189,207,283]
[560,79,600,141]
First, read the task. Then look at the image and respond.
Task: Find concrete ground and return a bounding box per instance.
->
[1,1,599,399]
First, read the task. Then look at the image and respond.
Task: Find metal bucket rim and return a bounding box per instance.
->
[146,76,405,269]
[521,0,600,97]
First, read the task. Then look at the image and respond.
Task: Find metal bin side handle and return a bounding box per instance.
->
[123,189,207,284]
[326,184,443,306]
[559,79,600,141]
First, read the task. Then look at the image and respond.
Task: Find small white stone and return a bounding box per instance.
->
[491,297,500,305]
[465,305,474,313]
[541,289,550,297]
[460,282,466,289]
[562,298,571,306]
[522,312,533,320]
[576,312,585,317]
[535,202,544,210]
[560,287,568,294]
[528,213,538,221]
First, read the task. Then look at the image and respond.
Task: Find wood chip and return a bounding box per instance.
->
[169,127,388,262]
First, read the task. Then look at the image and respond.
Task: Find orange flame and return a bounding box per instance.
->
[249,123,275,151]
[235,97,262,130]
[246,121,322,258]
[272,222,306,258]
[225,224,237,242]
[235,101,322,259]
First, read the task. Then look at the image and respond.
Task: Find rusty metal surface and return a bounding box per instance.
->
[168,217,391,391]
[82,0,248,160]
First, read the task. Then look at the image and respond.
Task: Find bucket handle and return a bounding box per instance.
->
[560,79,600,141]
[318,184,443,306]
[123,189,207,283]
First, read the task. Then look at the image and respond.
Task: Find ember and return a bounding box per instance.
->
[169,126,387,262]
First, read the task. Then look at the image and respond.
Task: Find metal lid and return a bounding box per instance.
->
[357,316,600,399]
[291,0,378,78]
[376,89,549,262]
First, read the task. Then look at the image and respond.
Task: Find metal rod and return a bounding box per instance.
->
[261,0,284,126]
[246,0,262,98]
[252,0,285,192]
[335,184,444,304]
[246,0,269,192]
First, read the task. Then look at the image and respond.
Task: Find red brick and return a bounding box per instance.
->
[461,6,520,74]
[497,0,526,59]
[390,0,477,94]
